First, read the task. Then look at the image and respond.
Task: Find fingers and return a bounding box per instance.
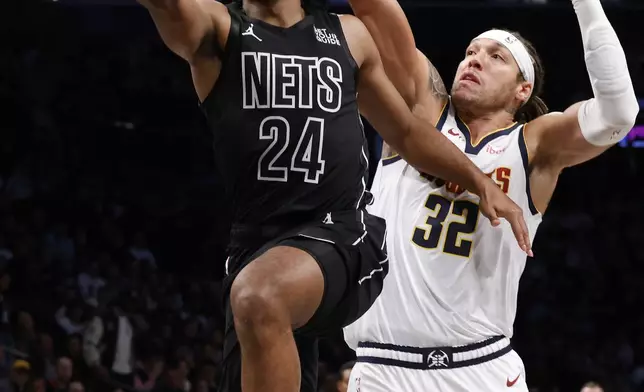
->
[481,188,533,256]
[508,211,533,257]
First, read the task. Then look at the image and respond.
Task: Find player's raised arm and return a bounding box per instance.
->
[348,0,441,109]
[525,0,638,169]
[340,15,532,255]
[349,0,447,159]
[138,0,230,64]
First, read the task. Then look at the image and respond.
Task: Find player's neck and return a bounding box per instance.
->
[244,0,306,28]
[458,109,515,143]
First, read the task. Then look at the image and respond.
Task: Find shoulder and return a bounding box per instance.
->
[336,14,373,67]
[201,0,229,14]
[204,0,232,35]
[193,0,230,25]
[337,14,370,40]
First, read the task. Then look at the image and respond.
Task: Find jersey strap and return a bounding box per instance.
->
[222,3,243,61]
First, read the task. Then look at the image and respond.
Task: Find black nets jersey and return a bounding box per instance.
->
[201,4,371,245]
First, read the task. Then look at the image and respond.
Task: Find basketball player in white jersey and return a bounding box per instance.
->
[343,0,638,390]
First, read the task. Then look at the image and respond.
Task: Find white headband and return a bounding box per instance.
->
[475,30,535,87]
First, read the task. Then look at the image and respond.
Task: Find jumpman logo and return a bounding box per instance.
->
[242,24,262,42]
[323,213,334,225]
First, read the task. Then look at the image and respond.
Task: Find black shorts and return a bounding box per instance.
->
[217,209,388,392]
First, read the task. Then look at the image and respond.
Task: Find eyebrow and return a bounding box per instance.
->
[489,41,511,56]
[469,40,509,55]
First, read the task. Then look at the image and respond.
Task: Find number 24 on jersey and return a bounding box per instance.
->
[257,116,326,184]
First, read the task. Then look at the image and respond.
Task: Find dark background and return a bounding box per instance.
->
[1,0,644,392]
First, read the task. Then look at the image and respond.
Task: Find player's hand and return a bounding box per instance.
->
[477,180,533,257]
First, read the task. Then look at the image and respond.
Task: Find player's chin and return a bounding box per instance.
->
[451,87,479,104]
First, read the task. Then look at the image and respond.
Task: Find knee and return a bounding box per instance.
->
[230,277,288,330]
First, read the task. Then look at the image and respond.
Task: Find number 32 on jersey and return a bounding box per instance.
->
[257,116,326,184]
[412,194,480,258]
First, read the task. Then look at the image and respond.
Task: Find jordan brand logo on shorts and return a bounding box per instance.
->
[426,350,449,368]
[506,374,520,387]
[242,24,262,42]
[323,213,334,224]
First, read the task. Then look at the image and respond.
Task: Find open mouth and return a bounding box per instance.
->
[460,72,480,84]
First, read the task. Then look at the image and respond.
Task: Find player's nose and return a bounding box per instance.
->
[467,56,483,71]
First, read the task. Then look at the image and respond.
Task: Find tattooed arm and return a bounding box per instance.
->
[380,59,448,157]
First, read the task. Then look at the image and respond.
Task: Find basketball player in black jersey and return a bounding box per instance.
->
[137,0,534,391]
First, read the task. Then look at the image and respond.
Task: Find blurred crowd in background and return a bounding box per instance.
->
[2,1,644,392]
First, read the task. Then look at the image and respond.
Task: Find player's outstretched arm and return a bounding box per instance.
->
[341,15,533,255]
[348,0,445,109]
[525,0,638,170]
[138,0,230,64]
[349,0,447,159]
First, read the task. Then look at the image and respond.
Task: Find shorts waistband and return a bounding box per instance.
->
[356,336,511,370]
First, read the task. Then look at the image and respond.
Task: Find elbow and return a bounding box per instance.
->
[620,96,640,129]
[604,95,639,130]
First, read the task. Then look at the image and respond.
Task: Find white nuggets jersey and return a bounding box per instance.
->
[344,98,543,349]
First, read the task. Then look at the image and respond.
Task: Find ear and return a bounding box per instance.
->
[516,81,533,105]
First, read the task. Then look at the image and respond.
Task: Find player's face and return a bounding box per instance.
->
[451,38,531,113]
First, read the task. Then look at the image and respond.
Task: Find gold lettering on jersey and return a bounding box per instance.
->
[491,167,511,194]
[420,167,512,195]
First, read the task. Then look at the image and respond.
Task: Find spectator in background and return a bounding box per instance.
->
[60,334,85,384]
[12,313,36,357]
[67,382,83,392]
[581,381,604,392]
[77,263,105,306]
[193,360,216,392]
[54,305,85,336]
[46,357,72,392]
[128,232,156,269]
[34,334,56,381]
[83,300,134,388]
[134,355,164,391]
[10,360,31,392]
[335,361,354,392]
[152,358,189,392]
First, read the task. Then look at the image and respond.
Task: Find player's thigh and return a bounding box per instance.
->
[230,244,325,328]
